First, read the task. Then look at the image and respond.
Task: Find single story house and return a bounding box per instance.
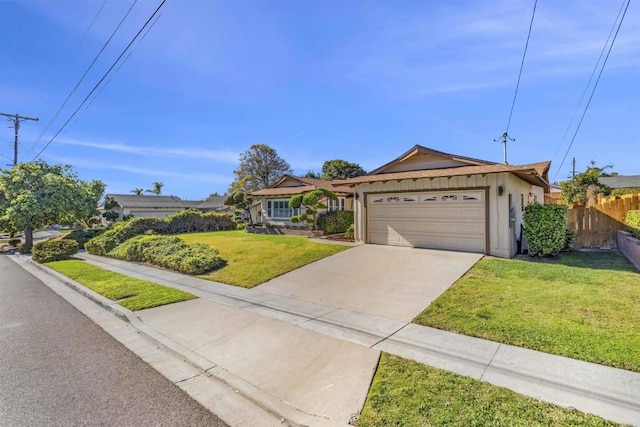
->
[100,194,229,222]
[250,175,354,227]
[336,145,550,258]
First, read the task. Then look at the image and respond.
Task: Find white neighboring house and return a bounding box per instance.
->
[99,194,229,224]
[250,175,354,227]
[336,145,550,258]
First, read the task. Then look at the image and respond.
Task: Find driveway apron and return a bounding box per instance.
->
[258,245,482,322]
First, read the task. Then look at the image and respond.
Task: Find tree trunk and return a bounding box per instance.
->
[24,225,33,251]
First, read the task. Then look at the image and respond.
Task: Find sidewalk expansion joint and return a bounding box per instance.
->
[369,322,410,349]
[479,343,502,381]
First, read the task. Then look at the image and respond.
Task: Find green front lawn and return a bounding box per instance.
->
[357,353,620,426]
[47,260,196,311]
[177,230,350,288]
[414,251,640,372]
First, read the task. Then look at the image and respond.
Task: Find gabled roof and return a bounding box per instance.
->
[599,175,640,189]
[251,174,353,196]
[196,196,228,209]
[367,145,497,175]
[335,161,551,189]
[103,194,197,209]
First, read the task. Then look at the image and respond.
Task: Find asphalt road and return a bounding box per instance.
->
[0,254,226,427]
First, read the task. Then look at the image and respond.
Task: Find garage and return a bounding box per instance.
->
[367,189,487,253]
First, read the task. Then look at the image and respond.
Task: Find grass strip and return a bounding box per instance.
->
[178,230,349,288]
[357,353,621,426]
[47,259,196,311]
[413,252,640,372]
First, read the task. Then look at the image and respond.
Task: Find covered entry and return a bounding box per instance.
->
[367,189,487,253]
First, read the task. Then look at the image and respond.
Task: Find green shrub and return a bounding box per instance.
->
[85,217,168,255]
[166,210,236,234]
[344,223,355,239]
[523,204,568,257]
[109,235,225,274]
[317,210,354,234]
[32,239,79,263]
[627,210,640,239]
[63,228,105,249]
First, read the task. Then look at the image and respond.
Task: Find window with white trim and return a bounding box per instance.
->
[328,197,346,212]
[266,199,300,219]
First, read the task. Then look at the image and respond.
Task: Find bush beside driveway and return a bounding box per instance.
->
[413,251,640,372]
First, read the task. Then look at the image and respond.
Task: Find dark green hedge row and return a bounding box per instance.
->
[109,235,225,275]
[33,239,79,263]
[317,210,354,234]
[627,210,640,239]
[523,204,568,257]
[85,211,235,256]
[63,228,105,249]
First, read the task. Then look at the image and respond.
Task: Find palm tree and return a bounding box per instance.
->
[145,181,164,196]
[130,188,144,195]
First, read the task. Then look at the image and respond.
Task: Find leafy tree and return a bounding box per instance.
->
[0,161,105,250]
[560,161,612,206]
[321,159,366,181]
[302,170,321,179]
[130,188,144,195]
[102,196,121,222]
[228,144,292,193]
[289,188,336,230]
[209,191,221,197]
[224,192,254,225]
[146,181,164,195]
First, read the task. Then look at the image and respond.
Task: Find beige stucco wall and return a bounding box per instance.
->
[353,172,544,258]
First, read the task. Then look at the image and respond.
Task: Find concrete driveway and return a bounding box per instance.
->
[258,244,483,322]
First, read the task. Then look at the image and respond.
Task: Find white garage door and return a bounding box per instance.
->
[368,190,486,253]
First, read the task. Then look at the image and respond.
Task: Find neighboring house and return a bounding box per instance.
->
[250,175,354,227]
[336,145,550,258]
[99,194,229,222]
[600,175,640,191]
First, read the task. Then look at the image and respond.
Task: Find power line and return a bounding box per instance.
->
[32,0,167,161]
[553,0,631,180]
[505,0,538,134]
[74,0,109,51]
[494,0,538,164]
[29,0,139,155]
[0,113,39,166]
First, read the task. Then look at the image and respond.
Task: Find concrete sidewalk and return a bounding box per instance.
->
[22,252,640,426]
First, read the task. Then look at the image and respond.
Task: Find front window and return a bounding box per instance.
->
[267,199,300,219]
[328,197,345,212]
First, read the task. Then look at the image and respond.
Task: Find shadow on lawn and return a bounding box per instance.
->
[516,250,638,274]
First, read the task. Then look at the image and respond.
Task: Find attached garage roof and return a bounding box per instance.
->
[335,161,551,189]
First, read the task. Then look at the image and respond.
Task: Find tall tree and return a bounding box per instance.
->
[560,161,613,205]
[228,144,292,193]
[321,159,366,181]
[302,170,321,179]
[0,161,105,250]
[130,188,144,195]
[145,181,164,195]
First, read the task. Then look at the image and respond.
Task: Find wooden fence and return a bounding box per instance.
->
[565,193,640,248]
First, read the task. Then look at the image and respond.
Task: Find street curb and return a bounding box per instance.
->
[21,256,347,427]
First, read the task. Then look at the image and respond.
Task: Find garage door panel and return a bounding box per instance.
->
[367,190,486,253]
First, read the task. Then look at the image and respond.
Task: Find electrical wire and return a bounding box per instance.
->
[74,0,108,52]
[553,0,631,179]
[32,0,167,161]
[505,0,538,134]
[29,0,139,155]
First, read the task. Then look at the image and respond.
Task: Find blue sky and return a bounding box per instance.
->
[1,0,638,200]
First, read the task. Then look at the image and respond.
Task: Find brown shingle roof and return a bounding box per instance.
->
[335,161,551,189]
[251,174,353,196]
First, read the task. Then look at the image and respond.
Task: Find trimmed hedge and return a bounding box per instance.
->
[627,210,640,239]
[523,204,568,257]
[317,210,354,234]
[63,228,105,249]
[165,210,236,234]
[109,235,225,275]
[33,239,79,263]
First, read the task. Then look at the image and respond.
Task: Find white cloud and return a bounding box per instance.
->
[56,137,239,163]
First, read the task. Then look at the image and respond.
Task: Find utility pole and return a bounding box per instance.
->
[1,112,39,166]
[494,132,515,164]
[572,157,576,181]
